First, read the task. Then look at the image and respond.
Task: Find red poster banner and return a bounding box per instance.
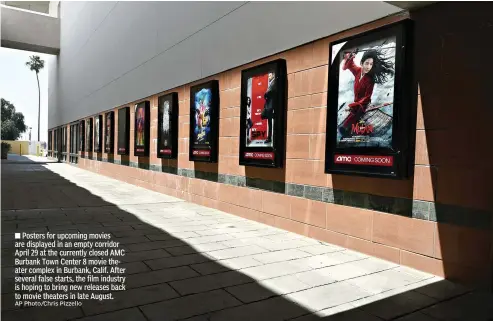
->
[250,74,269,142]
[334,154,393,167]
[244,152,274,160]
[192,149,211,156]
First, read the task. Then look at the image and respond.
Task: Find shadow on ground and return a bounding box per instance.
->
[1,158,491,321]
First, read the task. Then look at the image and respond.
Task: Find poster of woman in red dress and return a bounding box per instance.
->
[334,36,395,148]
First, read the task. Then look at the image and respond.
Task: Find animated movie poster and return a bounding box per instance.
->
[118,107,129,155]
[157,93,177,158]
[134,101,149,156]
[94,116,102,152]
[245,72,276,148]
[105,111,114,153]
[193,88,212,146]
[334,36,396,149]
[85,118,93,152]
[79,120,85,152]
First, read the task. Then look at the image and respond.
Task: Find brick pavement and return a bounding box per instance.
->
[1,157,492,320]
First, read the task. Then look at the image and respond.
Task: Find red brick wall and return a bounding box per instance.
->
[69,3,493,286]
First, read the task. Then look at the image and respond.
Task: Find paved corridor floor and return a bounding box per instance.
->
[2,158,492,321]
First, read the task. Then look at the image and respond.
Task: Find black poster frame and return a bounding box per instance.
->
[239,59,287,168]
[85,118,93,152]
[94,115,103,153]
[62,127,67,152]
[79,120,85,152]
[48,130,52,150]
[56,127,61,153]
[325,20,415,179]
[117,107,130,155]
[54,128,58,152]
[105,111,115,154]
[134,101,150,157]
[157,92,178,159]
[189,80,219,163]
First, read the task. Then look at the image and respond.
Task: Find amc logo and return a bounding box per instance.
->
[335,155,352,163]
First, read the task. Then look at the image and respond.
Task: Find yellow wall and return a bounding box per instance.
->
[3,141,30,155]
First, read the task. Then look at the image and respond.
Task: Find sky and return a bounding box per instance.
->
[0,47,50,143]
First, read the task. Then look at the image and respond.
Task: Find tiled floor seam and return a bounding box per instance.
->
[360,289,476,321]
[115,254,378,295]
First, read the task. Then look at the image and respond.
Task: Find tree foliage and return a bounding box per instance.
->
[1,98,27,140]
[25,55,45,74]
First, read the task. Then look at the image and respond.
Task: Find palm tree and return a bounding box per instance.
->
[25,55,45,141]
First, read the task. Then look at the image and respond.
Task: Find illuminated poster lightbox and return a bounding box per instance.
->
[239,59,287,168]
[117,107,130,155]
[79,120,85,152]
[105,111,114,154]
[157,93,178,159]
[189,80,219,163]
[325,20,415,178]
[85,118,93,152]
[94,115,103,153]
[134,101,150,157]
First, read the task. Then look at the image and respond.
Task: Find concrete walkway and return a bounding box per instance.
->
[2,159,492,321]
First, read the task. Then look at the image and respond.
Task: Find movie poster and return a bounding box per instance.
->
[239,59,287,168]
[334,36,396,149]
[246,72,276,147]
[193,89,212,145]
[134,101,150,156]
[85,118,93,152]
[105,111,114,154]
[157,93,178,158]
[48,130,52,151]
[62,127,66,152]
[53,129,57,152]
[94,115,102,152]
[79,120,85,152]
[117,107,129,155]
[325,20,414,178]
[189,80,219,162]
[71,124,78,153]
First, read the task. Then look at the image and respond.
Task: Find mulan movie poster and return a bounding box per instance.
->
[189,80,219,162]
[85,118,93,152]
[105,111,114,154]
[325,20,415,178]
[333,36,396,149]
[117,107,130,155]
[239,59,287,168]
[134,101,150,157]
[157,93,178,158]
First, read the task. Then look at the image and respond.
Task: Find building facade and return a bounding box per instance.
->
[46,2,493,286]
